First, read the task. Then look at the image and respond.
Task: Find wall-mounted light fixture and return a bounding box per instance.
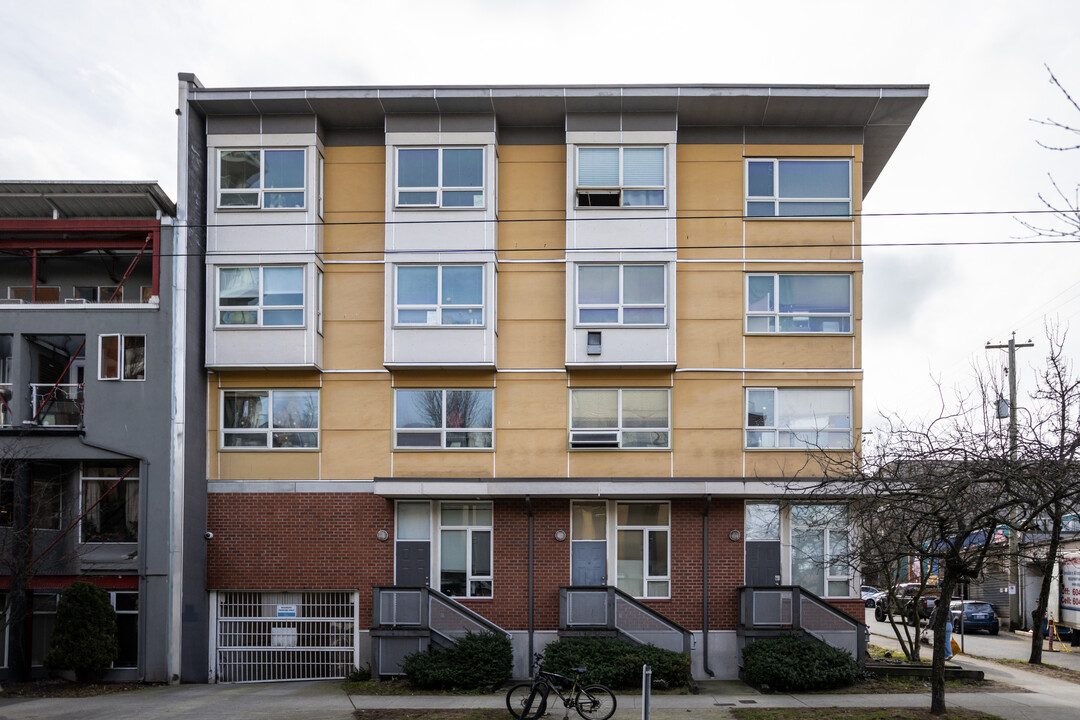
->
[728,529,742,542]
[376,529,389,541]
[554,529,567,542]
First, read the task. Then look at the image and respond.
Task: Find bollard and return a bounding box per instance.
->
[642,664,652,720]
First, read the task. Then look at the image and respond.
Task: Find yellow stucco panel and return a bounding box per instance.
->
[321,430,391,479]
[744,451,849,479]
[497,265,565,320]
[498,211,566,257]
[323,215,384,257]
[676,160,743,213]
[677,145,744,163]
[392,370,496,388]
[569,451,672,478]
[672,429,745,477]
[743,144,856,158]
[392,451,495,478]
[568,369,672,388]
[745,336,857,370]
[495,377,567,429]
[498,157,566,213]
[324,164,384,214]
[321,377,392,430]
[494,429,570,477]
[676,319,744,369]
[321,320,384,371]
[214,372,322,389]
[672,378,743,428]
[498,145,566,164]
[497,321,565,369]
[676,218,744,259]
[218,452,321,481]
[323,266,384,322]
[745,220,857,261]
[676,266,742,320]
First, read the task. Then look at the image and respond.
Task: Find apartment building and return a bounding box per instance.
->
[0,181,208,682]
[177,76,927,682]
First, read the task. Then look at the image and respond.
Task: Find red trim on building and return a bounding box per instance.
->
[0,575,139,591]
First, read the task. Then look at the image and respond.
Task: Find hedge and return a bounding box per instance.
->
[541,637,691,689]
[741,634,860,692]
[402,631,512,690]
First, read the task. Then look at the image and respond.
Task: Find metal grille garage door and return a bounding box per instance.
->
[216,591,355,683]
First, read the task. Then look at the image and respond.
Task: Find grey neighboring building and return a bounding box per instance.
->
[0,181,208,682]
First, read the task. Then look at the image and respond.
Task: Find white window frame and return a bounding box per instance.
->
[217,148,306,210]
[615,501,670,599]
[745,158,852,218]
[745,274,853,334]
[393,389,494,450]
[744,387,853,450]
[575,146,667,208]
[395,147,485,209]
[438,501,493,599]
[74,286,123,303]
[394,265,485,327]
[220,389,321,450]
[110,590,139,668]
[569,388,671,450]
[79,462,139,544]
[98,334,146,381]
[216,266,306,328]
[576,264,666,327]
[790,504,852,598]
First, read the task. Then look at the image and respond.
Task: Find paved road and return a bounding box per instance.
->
[864,608,1080,671]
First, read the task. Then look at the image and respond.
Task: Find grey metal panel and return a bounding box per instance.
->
[0,182,175,218]
[762,95,880,127]
[251,97,315,116]
[396,541,431,587]
[743,126,864,145]
[323,127,384,146]
[440,114,496,133]
[206,115,260,135]
[497,126,565,146]
[622,113,677,132]
[745,541,782,586]
[261,114,318,134]
[677,126,744,144]
[385,114,439,133]
[571,542,606,586]
[566,113,621,132]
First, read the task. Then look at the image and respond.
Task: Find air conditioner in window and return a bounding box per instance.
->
[64,298,89,304]
[576,190,620,208]
[570,431,619,449]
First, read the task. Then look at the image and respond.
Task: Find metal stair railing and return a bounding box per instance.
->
[560,585,692,654]
[737,585,866,664]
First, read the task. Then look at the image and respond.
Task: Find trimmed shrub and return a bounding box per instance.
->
[541,637,691,689]
[402,631,512,690]
[45,582,118,681]
[741,634,860,692]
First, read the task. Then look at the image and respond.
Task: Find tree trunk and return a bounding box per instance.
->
[930,572,958,715]
[1029,513,1063,664]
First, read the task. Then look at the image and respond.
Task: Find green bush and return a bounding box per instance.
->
[741,634,859,692]
[45,582,118,681]
[541,637,691,689]
[402,631,512,690]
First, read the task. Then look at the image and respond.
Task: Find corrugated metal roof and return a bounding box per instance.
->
[0,181,175,219]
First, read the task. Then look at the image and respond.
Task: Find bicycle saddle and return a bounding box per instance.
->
[571,666,587,674]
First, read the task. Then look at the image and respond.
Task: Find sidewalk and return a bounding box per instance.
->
[2,651,1079,720]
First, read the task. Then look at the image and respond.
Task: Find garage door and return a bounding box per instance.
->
[215,591,356,683]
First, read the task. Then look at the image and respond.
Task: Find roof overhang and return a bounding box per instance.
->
[0,181,176,220]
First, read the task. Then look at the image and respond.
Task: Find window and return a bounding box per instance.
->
[577,265,665,325]
[791,505,851,597]
[576,147,665,207]
[222,389,319,449]
[99,335,145,381]
[81,462,139,543]
[74,286,123,303]
[440,502,492,597]
[745,503,780,541]
[746,274,852,333]
[394,389,493,449]
[31,590,137,667]
[746,159,851,217]
[570,388,669,449]
[0,475,62,530]
[8,286,60,303]
[616,502,669,598]
[745,388,852,449]
[219,149,305,209]
[396,147,484,208]
[218,266,304,327]
[395,265,483,325]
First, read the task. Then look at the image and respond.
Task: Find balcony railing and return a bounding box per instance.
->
[30,383,84,427]
[737,585,866,664]
[560,585,692,654]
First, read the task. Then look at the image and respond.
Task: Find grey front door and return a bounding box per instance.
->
[745,541,781,586]
[572,541,607,586]
[396,541,431,587]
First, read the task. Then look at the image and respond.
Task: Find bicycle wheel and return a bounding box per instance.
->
[506,682,548,720]
[575,684,616,720]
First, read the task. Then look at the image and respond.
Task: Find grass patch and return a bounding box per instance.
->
[342,678,498,696]
[353,711,507,720]
[0,681,155,698]
[731,708,1004,720]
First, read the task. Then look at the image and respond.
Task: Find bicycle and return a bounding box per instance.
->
[506,653,616,720]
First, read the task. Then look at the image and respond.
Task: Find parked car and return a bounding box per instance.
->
[866,589,887,608]
[874,583,940,624]
[950,600,1000,635]
[861,585,881,607]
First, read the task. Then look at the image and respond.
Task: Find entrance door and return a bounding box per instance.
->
[395,501,431,587]
[571,501,608,586]
[745,503,782,586]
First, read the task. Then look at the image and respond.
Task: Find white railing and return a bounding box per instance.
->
[30,383,83,427]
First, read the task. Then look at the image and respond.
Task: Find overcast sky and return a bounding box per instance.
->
[3,0,1079,430]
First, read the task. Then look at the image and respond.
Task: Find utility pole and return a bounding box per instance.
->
[986,332,1034,631]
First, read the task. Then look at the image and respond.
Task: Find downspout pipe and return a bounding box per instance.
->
[526,496,534,675]
[702,494,714,677]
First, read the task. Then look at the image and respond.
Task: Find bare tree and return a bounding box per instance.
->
[1021,67,1080,239]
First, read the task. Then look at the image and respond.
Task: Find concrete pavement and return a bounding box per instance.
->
[3,649,1080,720]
